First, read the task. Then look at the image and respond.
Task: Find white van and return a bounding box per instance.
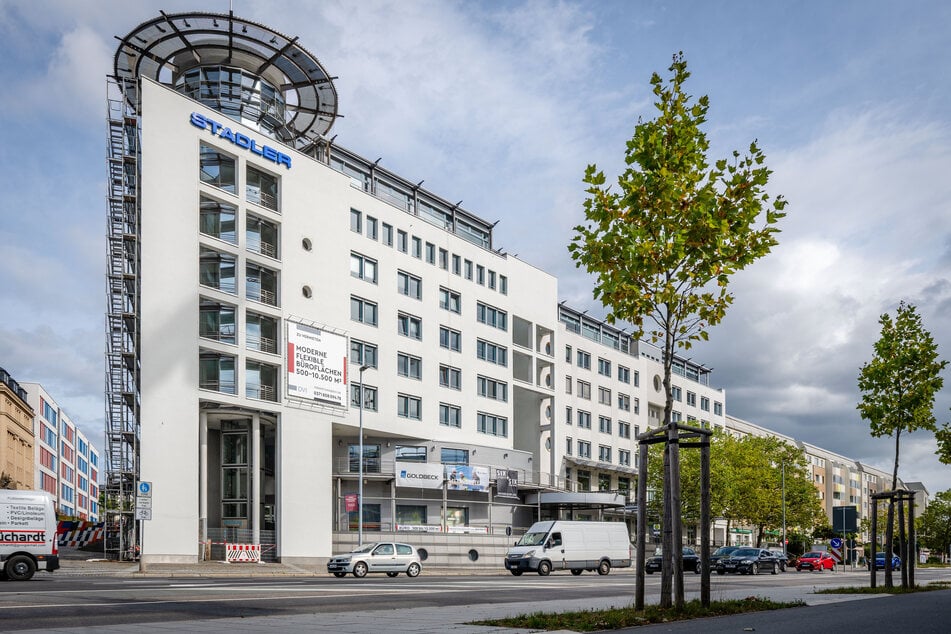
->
[504,520,631,576]
[0,490,60,581]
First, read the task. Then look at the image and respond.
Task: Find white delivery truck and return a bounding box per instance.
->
[504,520,631,576]
[0,490,60,581]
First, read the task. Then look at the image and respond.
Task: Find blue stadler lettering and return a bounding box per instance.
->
[190,112,292,169]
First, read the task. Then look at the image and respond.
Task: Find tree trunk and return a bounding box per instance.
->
[661,444,673,608]
[885,499,895,588]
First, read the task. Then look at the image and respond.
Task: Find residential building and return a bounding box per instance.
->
[0,367,35,490]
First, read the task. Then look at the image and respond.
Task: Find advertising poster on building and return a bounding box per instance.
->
[495,469,519,497]
[286,322,348,406]
[395,462,443,489]
[445,465,490,492]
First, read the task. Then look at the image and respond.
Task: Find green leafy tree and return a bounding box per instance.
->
[916,489,951,560]
[569,53,785,609]
[857,301,947,586]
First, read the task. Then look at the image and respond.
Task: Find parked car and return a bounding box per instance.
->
[715,547,782,575]
[767,549,790,572]
[645,546,702,574]
[327,542,422,578]
[796,551,836,572]
[710,546,741,568]
[869,552,901,571]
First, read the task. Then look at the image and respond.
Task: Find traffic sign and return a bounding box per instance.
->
[135,506,152,520]
[135,497,152,509]
[830,537,842,549]
[138,481,152,497]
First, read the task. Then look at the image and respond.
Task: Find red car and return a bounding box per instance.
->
[796,551,836,572]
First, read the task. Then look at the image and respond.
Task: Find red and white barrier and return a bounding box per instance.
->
[226,543,261,563]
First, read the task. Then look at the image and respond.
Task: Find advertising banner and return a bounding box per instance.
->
[344,493,358,512]
[395,462,443,489]
[286,322,348,406]
[495,469,519,497]
[445,465,490,492]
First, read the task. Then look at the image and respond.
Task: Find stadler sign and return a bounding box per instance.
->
[190,113,293,169]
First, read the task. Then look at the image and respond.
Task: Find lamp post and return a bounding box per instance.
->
[358,364,369,547]
[781,462,787,556]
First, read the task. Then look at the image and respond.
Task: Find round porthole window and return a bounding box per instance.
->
[468,549,479,561]
[416,548,428,561]
[302,285,312,298]
[302,237,312,251]
[653,375,662,392]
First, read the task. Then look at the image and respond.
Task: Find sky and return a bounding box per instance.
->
[1,0,950,496]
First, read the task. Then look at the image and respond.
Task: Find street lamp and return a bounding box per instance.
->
[357,364,369,547]
[781,462,787,556]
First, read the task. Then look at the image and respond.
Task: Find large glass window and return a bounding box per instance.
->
[440,326,462,352]
[348,443,381,473]
[397,394,422,420]
[350,339,378,368]
[351,296,378,326]
[247,215,279,259]
[246,311,279,354]
[350,252,378,284]
[200,352,236,394]
[199,196,237,244]
[397,270,422,299]
[246,165,278,211]
[477,412,507,437]
[476,339,507,366]
[441,448,469,465]
[439,403,461,427]
[477,376,507,402]
[222,426,248,520]
[395,446,427,462]
[397,353,422,379]
[350,383,378,411]
[476,302,507,331]
[396,505,427,525]
[246,263,279,306]
[397,312,422,340]
[199,247,236,294]
[439,364,461,390]
[200,144,236,193]
[439,287,461,314]
[246,360,278,401]
[199,300,236,344]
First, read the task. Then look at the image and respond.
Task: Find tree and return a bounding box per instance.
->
[0,471,13,489]
[917,489,951,561]
[857,301,947,586]
[569,53,785,609]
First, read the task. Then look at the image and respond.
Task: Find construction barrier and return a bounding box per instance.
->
[226,543,262,563]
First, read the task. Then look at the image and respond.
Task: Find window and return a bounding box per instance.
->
[577,410,591,429]
[618,476,630,491]
[634,398,640,415]
[439,364,461,390]
[577,380,591,400]
[350,383,378,411]
[350,208,362,233]
[565,345,572,363]
[499,275,507,294]
[566,437,573,455]
[477,412,508,437]
[246,263,278,306]
[672,411,682,422]
[476,302,507,330]
[577,350,591,370]
[245,360,278,401]
[397,312,422,340]
[199,300,236,344]
[476,339,507,366]
[350,339,378,368]
[565,375,572,394]
[246,165,278,211]
[578,441,591,459]
[700,396,710,411]
[476,265,485,285]
[348,443,381,473]
[452,254,461,275]
[488,270,496,289]
[618,366,630,384]
[618,421,631,439]
[397,229,408,253]
[672,386,682,401]
[199,247,236,294]
[199,144,236,193]
[397,394,422,420]
[246,311,279,354]
[439,403,461,427]
[411,236,422,258]
[351,296,378,326]
[395,446,427,462]
[464,259,473,280]
[619,449,631,467]
[425,242,436,264]
[439,287,461,313]
[397,353,422,379]
[366,216,378,240]
[598,386,612,405]
[441,448,469,465]
[439,326,461,352]
[247,214,279,258]
[599,416,612,434]
[199,196,237,244]
[350,252,378,283]
[599,445,612,463]
[714,401,723,416]
[633,370,640,387]
[397,270,422,299]
[439,248,449,270]
[598,358,611,376]
[382,222,393,246]
[686,391,697,407]
[618,393,630,412]
[199,352,236,394]
[477,376,508,402]
[565,407,573,425]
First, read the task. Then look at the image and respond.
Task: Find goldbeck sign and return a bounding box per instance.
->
[190,112,293,169]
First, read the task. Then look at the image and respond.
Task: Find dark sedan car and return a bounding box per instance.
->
[710,545,741,567]
[716,547,782,575]
[869,552,901,571]
[645,547,702,574]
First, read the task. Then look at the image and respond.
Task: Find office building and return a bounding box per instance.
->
[0,367,35,490]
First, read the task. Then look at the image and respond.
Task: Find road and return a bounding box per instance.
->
[0,567,948,632]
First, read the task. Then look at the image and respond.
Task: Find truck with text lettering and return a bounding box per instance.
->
[0,490,60,581]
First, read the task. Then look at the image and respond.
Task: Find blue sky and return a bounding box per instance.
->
[1,0,950,495]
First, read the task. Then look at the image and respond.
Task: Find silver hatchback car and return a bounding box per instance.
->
[327,542,422,578]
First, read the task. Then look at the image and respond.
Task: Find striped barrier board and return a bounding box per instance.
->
[226,543,261,563]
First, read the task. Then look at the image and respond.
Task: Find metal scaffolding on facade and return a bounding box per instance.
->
[104,76,141,561]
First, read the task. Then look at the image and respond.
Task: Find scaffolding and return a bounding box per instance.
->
[103,76,141,561]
